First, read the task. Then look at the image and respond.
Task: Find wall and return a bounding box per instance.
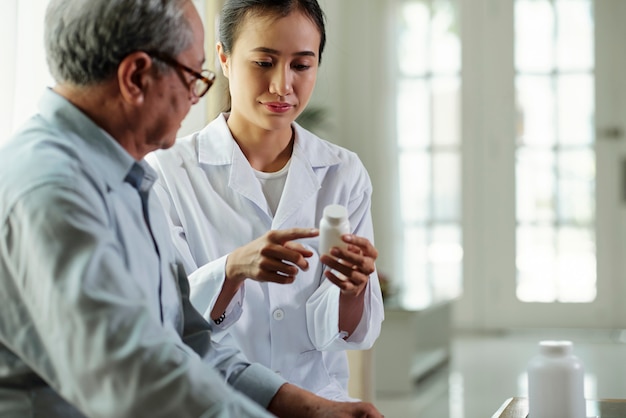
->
[178,0,212,137]
[314,0,401,286]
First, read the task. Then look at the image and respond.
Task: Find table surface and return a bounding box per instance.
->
[493,397,626,418]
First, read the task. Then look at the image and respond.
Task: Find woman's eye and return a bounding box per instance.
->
[293,64,311,71]
[255,61,272,68]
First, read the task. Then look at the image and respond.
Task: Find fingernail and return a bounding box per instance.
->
[343,234,353,242]
[331,248,340,256]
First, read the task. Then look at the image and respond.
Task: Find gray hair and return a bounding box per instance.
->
[45,0,194,85]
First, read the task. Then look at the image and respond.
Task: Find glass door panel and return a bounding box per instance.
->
[395,0,462,310]
[452,0,623,329]
[515,0,596,304]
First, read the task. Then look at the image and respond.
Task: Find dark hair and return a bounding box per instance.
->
[45,0,193,85]
[219,0,326,64]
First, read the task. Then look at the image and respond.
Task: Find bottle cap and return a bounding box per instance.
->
[323,204,348,224]
[539,340,573,356]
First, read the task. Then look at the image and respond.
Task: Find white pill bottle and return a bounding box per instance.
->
[318,204,350,257]
[527,340,586,418]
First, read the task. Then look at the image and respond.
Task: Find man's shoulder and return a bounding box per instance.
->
[0,122,85,216]
[3,118,82,175]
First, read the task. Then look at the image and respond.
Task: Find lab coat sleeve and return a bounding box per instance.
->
[150,179,204,275]
[305,165,385,351]
[0,184,276,418]
[187,255,245,334]
[151,180,244,333]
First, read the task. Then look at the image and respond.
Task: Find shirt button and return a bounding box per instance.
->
[272,308,285,321]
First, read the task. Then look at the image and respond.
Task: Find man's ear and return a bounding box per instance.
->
[217,42,230,80]
[117,51,154,105]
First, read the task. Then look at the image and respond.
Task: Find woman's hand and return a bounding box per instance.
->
[268,383,384,418]
[320,234,378,297]
[226,228,319,285]
[320,234,379,336]
[211,228,318,322]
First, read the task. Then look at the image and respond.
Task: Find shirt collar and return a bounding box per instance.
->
[38,88,140,190]
[197,113,342,168]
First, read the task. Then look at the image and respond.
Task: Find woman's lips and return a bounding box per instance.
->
[264,102,293,113]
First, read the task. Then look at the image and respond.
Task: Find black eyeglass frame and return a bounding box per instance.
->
[145,51,216,98]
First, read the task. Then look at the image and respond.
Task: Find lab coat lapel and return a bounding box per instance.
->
[199,116,341,226]
[271,150,320,229]
[228,145,272,219]
[271,125,340,229]
[197,115,272,220]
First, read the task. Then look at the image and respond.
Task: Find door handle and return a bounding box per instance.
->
[599,126,624,140]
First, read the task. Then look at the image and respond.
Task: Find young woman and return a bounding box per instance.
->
[147,0,384,401]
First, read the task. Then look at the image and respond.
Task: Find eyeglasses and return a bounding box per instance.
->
[146,51,216,98]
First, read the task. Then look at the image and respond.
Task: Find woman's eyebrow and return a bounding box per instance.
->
[251,46,316,58]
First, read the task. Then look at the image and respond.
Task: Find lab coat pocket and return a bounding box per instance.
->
[283,349,332,394]
[306,279,341,349]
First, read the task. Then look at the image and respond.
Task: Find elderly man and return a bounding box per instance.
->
[0,0,383,417]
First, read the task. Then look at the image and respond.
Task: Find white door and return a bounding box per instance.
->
[472,0,626,328]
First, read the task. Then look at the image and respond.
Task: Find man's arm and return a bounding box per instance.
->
[0,184,271,417]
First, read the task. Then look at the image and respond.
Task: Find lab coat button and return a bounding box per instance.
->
[272,309,285,321]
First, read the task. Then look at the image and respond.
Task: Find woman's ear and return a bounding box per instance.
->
[216,42,230,79]
[117,51,153,105]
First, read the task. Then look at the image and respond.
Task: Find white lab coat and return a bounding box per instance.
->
[147,114,384,400]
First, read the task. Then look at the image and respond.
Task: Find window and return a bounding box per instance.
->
[0,0,52,144]
[395,0,462,309]
[514,0,595,303]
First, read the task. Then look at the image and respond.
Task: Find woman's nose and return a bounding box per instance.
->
[269,66,293,97]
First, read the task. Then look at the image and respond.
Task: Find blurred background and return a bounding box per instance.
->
[3,0,626,416]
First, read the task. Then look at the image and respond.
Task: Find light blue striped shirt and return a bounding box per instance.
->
[0,89,284,417]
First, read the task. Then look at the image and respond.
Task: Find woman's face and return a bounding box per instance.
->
[219,10,321,137]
